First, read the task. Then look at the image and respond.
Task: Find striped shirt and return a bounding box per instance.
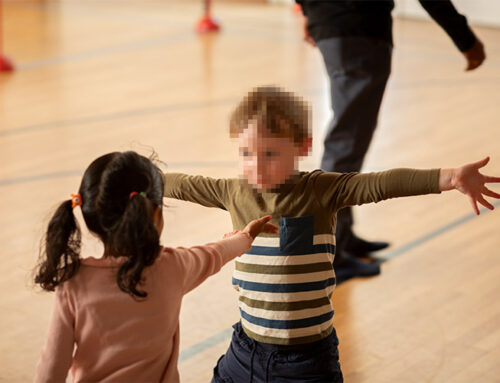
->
[234,232,336,344]
[164,168,440,345]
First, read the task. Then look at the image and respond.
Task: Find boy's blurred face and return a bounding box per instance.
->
[237,120,308,192]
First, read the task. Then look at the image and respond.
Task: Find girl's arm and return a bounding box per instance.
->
[34,288,74,383]
[439,157,500,215]
[176,216,277,294]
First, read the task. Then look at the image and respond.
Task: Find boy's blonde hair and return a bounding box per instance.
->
[229,86,311,144]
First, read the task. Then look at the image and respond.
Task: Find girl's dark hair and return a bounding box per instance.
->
[35,151,164,298]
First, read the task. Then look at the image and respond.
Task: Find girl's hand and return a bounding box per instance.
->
[243,215,279,239]
[441,157,500,215]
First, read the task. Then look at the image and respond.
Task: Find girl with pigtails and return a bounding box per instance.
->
[34,151,277,383]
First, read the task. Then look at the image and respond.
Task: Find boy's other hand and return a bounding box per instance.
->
[463,38,486,71]
[441,157,500,215]
[243,216,279,239]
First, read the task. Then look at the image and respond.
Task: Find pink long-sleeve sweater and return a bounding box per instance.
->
[35,232,253,383]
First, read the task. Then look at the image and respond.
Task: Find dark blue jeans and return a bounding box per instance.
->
[211,322,343,383]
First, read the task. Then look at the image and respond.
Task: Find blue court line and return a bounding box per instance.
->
[0,98,237,137]
[178,328,233,363]
[381,201,500,260]
[177,201,499,363]
[16,32,193,72]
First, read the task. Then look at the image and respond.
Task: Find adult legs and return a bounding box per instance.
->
[317,37,392,282]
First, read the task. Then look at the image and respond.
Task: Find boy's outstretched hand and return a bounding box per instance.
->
[440,157,500,215]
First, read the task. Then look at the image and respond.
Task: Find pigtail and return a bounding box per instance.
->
[107,194,160,298]
[35,200,81,291]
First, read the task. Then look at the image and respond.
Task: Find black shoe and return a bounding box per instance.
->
[334,252,381,284]
[345,234,389,255]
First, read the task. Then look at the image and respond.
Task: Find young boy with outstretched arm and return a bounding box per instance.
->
[163,86,500,382]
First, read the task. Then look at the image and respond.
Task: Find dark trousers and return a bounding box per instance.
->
[211,322,343,383]
[316,37,392,258]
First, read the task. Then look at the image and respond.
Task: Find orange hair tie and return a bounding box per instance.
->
[70,193,82,208]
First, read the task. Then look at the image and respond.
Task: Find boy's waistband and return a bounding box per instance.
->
[233,321,338,353]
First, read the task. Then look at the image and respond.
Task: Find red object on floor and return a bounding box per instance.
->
[196,15,220,33]
[293,3,302,14]
[195,0,220,33]
[0,55,13,71]
[1,0,14,72]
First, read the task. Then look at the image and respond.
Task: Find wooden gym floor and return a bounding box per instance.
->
[0,1,499,382]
